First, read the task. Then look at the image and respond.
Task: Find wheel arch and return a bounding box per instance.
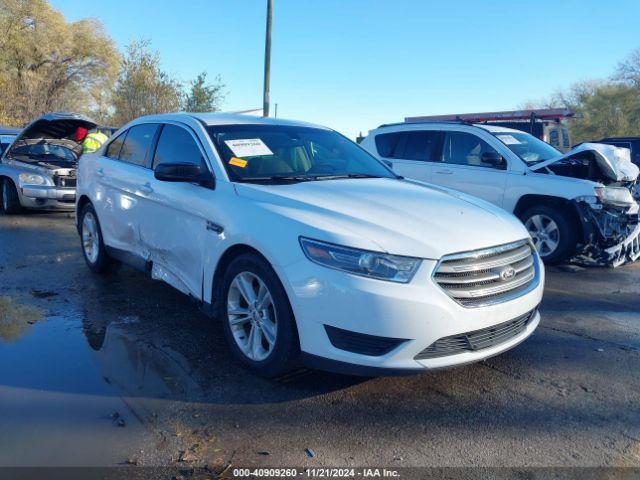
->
[76,195,92,232]
[0,174,23,211]
[514,194,585,243]
[210,243,274,312]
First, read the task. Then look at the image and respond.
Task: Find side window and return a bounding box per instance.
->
[105,131,127,159]
[442,132,499,167]
[375,131,439,161]
[153,124,203,169]
[118,124,158,168]
[549,130,560,147]
[375,132,404,158]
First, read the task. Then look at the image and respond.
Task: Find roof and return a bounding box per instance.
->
[599,136,640,142]
[375,120,523,135]
[0,126,20,135]
[475,124,523,134]
[405,108,575,123]
[133,112,328,130]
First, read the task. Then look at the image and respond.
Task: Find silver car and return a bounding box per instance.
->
[0,112,96,214]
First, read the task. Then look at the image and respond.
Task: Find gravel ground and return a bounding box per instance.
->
[0,211,639,472]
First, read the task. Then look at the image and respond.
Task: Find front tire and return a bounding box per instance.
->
[79,203,114,274]
[520,205,578,265]
[219,253,300,377]
[1,178,22,214]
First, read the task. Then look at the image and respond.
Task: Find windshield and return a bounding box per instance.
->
[10,142,77,163]
[493,132,561,164]
[206,125,396,182]
[0,135,16,155]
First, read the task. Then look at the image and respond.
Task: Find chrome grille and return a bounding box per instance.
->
[53,173,76,188]
[415,309,536,360]
[434,240,538,307]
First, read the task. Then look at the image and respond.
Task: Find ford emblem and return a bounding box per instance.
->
[500,266,516,281]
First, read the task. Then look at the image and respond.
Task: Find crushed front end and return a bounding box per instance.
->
[574,194,640,267]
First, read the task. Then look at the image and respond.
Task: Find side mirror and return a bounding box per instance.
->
[481,152,506,169]
[154,162,214,188]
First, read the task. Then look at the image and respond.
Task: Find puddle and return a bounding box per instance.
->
[0,312,149,466]
[0,296,45,342]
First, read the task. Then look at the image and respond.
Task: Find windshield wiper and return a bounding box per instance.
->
[313,173,387,181]
[238,174,316,184]
[238,173,395,184]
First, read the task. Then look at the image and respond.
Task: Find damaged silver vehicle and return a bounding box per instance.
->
[0,112,96,214]
[362,123,640,266]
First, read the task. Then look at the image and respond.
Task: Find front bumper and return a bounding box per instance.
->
[575,200,640,267]
[604,222,640,266]
[280,256,544,373]
[19,184,76,210]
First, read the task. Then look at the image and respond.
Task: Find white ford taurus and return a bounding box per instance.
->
[76,113,544,377]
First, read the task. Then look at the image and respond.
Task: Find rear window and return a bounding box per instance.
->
[374,131,440,161]
[118,124,158,168]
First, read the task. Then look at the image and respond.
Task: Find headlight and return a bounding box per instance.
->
[300,237,421,283]
[18,173,47,186]
[594,186,635,207]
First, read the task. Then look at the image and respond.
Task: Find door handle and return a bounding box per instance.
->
[95,168,104,177]
[139,182,154,194]
[434,169,453,175]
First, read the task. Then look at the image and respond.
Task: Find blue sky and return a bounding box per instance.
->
[53,0,640,138]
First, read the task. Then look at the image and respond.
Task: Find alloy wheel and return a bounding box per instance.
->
[227,271,278,362]
[82,212,100,264]
[525,214,560,257]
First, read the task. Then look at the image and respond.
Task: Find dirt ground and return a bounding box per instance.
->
[1,211,639,472]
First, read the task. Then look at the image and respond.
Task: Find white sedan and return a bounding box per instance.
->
[76,113,544,377]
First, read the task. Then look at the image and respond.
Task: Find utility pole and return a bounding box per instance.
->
[263,0,273,117]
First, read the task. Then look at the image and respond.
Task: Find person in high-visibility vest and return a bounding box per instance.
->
[82,130,109,154]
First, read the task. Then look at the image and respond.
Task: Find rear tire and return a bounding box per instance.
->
[79,203,115,274]
[219,252,301,377]
[520,204,578,265]
[1,178,22,214]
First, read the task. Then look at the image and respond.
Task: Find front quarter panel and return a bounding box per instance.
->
[503,170,600,213]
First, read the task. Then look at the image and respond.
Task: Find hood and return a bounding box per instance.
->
[235,178,530,259]
[530,142,639,182]
[17,112,97,141]
[5,112,96,165]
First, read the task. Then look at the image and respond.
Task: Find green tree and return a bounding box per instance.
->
[183,72,225,112]
[110,39,183,126]
[0,0,119,126]
[558,82,640,143]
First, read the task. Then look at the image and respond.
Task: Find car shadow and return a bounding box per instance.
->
[79,266,369,406]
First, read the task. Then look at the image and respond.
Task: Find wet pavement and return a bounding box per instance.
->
[1,211,640,469]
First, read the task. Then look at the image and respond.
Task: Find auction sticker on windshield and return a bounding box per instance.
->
[224,138,273,157]
[497,135,521,145]
[229,157,248,168]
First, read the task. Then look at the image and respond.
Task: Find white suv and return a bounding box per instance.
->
[76,113,543,377]
[361,122,640,266]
